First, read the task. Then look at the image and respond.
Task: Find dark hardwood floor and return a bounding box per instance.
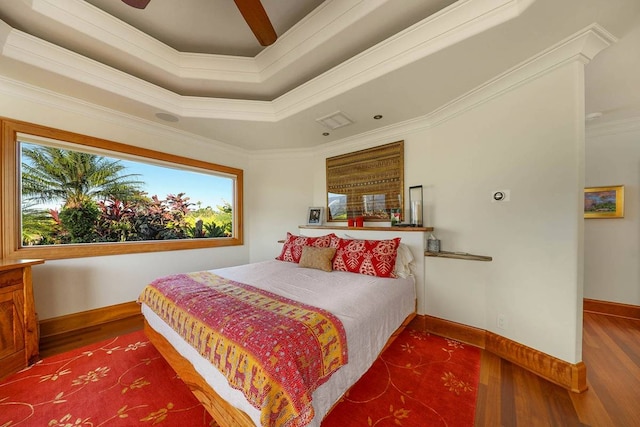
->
[39,312,640,426]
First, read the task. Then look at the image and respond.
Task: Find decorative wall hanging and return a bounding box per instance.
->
[326,141,404,222]
[584,185,624,218]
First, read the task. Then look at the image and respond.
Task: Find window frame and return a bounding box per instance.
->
[1,118,243,260]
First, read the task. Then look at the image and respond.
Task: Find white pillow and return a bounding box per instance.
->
[393,243,415,278]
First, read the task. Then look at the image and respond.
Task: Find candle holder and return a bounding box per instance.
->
[409,185,423,227]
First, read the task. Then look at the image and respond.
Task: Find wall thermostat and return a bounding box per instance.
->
[491,190,510,202]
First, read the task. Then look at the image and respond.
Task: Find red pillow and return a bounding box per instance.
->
[276,232,335,263]
[331,237,401,277]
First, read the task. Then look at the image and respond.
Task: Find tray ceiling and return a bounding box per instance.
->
[0,0,638,150]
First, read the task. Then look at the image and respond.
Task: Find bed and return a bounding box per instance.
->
[139,233,418,427]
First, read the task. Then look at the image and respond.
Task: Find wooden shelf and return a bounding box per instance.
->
[425,250,492,262]
[299,225,434,232]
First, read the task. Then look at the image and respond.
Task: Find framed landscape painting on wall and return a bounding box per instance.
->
[584,185,624,218]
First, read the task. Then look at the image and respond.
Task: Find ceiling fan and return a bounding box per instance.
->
[120,0,277,46]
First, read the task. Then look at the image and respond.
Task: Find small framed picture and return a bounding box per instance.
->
[584,185,624,219]
[307,207,324,225]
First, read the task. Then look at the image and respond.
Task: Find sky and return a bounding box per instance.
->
[119,159,233,210]
[21,142,233,211]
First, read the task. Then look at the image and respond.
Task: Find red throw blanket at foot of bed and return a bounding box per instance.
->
[139,271,348,427]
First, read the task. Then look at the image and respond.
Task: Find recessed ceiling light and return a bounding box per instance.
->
[373,114,383,120]
[155,112,179,122]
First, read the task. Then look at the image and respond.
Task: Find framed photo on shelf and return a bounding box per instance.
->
[307,207,324,225]
[584,185,624,219]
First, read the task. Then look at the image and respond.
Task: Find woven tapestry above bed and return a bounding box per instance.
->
[326,141,404,222]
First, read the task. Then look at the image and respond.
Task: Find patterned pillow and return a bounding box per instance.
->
[330,236,401,277]
[276,232,335,263]
[298,246,337,272]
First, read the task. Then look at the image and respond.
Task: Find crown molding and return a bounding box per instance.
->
[423,23,616,128]
[1,22,616,160]
[253,0,384,81]
[1,0,534,123]
[221,22,622,160]
[309,23,617,158]
[27,0,259,80]
[273,0,536,119]
[26,0,385,83]
[0,75,250,160]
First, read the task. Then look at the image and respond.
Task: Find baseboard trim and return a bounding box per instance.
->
[583,298,640,320]
[39,301,143,352]
[485,331,587,393]
[420,314,486,348]
[417,314,587,393]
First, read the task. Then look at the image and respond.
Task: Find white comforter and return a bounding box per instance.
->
[141,259,416,427]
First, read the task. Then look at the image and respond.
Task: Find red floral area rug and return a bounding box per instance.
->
[322,329,481,427]
[0,329,480,427]
[0,331,215,426]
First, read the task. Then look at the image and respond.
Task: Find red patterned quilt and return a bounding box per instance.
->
[139,271,348,427]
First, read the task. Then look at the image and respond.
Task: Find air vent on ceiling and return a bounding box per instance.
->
[316,111,354,130]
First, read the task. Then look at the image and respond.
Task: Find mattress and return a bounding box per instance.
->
[141,259,416,427]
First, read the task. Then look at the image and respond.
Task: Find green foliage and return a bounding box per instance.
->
[58,201,100,243]
[159,193,193,239]
[27,193,233,245]
[204,222,228,238]
[22,207,58,245]
[186,200,233,238]
[21,145,143,208]
[20,144,234,245]
[186,219,228,238]
[94,198,138,242]
[93,193,233,243]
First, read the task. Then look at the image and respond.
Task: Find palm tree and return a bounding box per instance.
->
[21,205,57,245]
[21,144,144,243]
[21,144,143,208]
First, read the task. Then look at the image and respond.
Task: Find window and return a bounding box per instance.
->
[1,119,243,260]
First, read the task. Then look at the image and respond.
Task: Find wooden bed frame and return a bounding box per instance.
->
[144,310,416,427]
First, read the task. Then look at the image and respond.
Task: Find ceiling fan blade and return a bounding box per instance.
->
[233,0,277,46]
[121,0,151,9]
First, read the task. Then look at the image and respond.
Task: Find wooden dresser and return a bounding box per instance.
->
[0,259,44,379]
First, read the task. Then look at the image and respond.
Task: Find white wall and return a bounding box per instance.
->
[1,29,593,365]
[584,124,640,305]
[250,63,586,363]
[421,62,585,363]
[247,151,317,262]
[583,20,640,307]
[31,247,247,319]
[0,81,252,319]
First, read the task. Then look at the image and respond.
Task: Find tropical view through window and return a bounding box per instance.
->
[20,140,235,246]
